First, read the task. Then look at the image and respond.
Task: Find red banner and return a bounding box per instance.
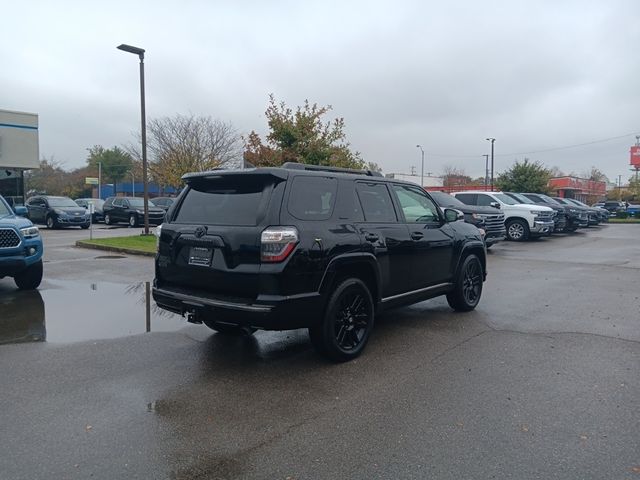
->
[631,146,640,168]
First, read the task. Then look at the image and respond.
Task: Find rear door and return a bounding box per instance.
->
[390,184,454,288]
[354,181,413,297]
[156,173,282,301]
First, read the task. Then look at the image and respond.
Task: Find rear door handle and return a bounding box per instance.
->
[411,232,424,240]
[364,233,379,242]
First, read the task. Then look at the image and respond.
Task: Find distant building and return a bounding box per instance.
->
[548,176,607,203]
[385,173,443,188]
[0,109,39,205]
[98,183,178,199]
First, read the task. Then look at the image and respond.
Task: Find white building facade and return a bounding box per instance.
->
[0,109,39,205]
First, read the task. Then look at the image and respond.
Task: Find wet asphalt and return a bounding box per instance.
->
[0,224,638,479]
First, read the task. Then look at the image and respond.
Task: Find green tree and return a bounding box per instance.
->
[86,146,133,194]
[496,158,551,193]
[244,95,364,169]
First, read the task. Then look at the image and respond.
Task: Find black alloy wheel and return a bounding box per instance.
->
[447,254,483,311]
[309,278,374,362]
[104,214,112,225]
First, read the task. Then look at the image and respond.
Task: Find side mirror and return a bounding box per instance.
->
[444,208,464,222]
[13,206,28,217]
[490,202,501,209]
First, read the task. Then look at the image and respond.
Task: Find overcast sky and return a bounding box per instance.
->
[2,0,639,182]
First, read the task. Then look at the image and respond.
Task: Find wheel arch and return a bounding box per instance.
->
[454,241,487,281]
[319,253,381,305]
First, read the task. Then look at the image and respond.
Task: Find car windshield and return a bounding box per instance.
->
[48,197,79,207]
[509,193,531,204]
[538,194,560,205]
[494,193,518,205]
[128,198,154,208]
[554,198,570,205]
[0,198,11,216]
[569,199,588,207]
[429,191,466,208]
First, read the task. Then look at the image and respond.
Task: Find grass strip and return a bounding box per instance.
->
[79,235,157,254]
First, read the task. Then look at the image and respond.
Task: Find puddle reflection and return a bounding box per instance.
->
[0,280,187,345]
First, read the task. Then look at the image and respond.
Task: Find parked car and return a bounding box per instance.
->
[602,200,626,215]
[429,191,506,248]
[102,197,165,227]
[552,198,591,228]
[75,198,105,223]
[565,198,608,223]
[25,195,90,229]
[151,197,175,212]
[518,192,589,232]
[0,195,44,290]
[153,162,487,361]
[504,192,565,233]
[625,204,640,217]
[450,191,554,241]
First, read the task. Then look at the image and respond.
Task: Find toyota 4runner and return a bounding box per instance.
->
[153,163,487,361]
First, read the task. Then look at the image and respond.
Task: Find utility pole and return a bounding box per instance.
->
[486,138,496,191]
[416,145,425,187]
[482,154,489,187]
[618,174,623,200]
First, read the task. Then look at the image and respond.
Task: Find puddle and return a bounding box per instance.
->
[0,280,187,345]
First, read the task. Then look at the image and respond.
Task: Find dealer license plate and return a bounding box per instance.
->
[188,247,213,266]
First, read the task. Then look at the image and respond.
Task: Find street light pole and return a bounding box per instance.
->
[117,43,150,235]
[416,144,425,187]
[486,138,495,191]
[482,154,489,187]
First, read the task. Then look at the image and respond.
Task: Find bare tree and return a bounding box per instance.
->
[129,114,243,188]
[441,166,471,187]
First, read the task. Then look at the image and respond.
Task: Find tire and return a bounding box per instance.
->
[506,219,529,241]
[14,260,43,290]
[202,319,256,336]
[129,214,138,227]
[46,215,56,229]
[104,214,112,225]
[308,278,375,362]
[446,254,483,312]
[81,223,90,229]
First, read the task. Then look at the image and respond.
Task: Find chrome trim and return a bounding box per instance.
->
[381,282,453,303]
[153,287,272,313]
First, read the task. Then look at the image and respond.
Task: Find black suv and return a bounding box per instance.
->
[102,197,165,227]
[153,163,487,361]
[429,191,506,248]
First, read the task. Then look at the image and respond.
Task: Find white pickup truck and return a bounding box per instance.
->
[451,190,555,241]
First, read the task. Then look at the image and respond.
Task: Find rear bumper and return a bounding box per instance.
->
[152,284,324,330]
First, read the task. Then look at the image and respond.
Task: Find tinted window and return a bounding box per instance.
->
[288,176,338,221]
[476,194,495,207]
[356,183,397,223]
[429,191,467,208]
[174,179,267,226]
[47,197,79,207]
[455,193,476,205]
[525,194,542,203]
[493,193,518,205]
[392,185,440,223]
[113,198,123,207]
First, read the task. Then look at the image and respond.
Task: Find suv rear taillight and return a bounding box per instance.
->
[261,226,299,262]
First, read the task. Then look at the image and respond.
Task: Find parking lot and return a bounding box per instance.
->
[1,224,639,479]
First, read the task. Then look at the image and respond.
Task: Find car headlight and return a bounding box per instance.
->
[530,210,540,217]
[20,226,40,238]
[155,224,163,249]
[136,210,145,214]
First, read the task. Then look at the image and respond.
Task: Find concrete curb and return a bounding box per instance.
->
[75,240,156,257]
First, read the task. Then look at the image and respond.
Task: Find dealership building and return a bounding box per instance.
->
[0,109,39,206]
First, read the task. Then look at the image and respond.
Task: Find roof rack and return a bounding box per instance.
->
[282,162,383,177]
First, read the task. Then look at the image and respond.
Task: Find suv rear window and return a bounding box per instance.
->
[287,176,338,221]
[174,179,267,226]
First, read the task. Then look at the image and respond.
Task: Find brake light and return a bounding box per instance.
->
[261,227,299,262]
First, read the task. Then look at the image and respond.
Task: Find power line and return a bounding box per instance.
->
[424,131,640,159]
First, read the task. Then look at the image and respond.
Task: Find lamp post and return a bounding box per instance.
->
[416,144,425,187]
[117,43,149,234]
[482,154,489,187]
[130,172,135,197]
[486,138,495,190]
